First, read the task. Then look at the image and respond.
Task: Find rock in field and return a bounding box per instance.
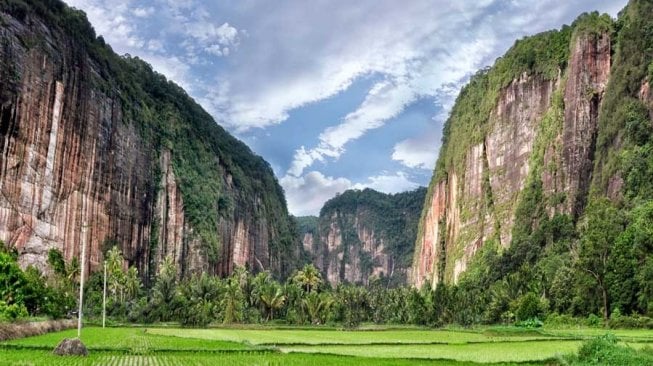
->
[53,338,89,356]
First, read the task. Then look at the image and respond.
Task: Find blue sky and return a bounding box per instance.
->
[65,0,627,216]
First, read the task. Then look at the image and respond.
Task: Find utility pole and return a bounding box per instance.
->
[103,260,107,328]
[77,222,87,339]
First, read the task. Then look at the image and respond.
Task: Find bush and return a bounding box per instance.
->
[0,301,28,321]
[608,314,653,329]
[516,318,543,328]
[586,313,603,327]
[545,313,586,327]
[514,293,546,321]
[567,334,653,365]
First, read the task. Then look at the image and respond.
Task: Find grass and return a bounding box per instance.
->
[0,349,544,366]
[2,325,653,365]
[542,327,653,342]
[3,327,251,352]
[146,327,558,345]
[281,341,583,363]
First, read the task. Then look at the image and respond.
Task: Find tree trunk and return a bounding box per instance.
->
[601,285,609,322]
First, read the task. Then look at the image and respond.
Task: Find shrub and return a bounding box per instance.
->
[514,293,546,321]
[567,334,653,365]
[545,313,585,327]
[586,314,603,327]
[516,318,543,328]
[608,314,653,329]
[0,301,28,321]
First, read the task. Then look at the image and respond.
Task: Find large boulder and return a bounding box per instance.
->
[53,338,88,356]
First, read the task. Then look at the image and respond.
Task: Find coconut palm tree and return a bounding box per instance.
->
[152,255,177,321]
[65,256,80,293]
[303,291,333,325]
[251,271,272,311]
[124,267,141,301]
[222,278,243,324]
[259,282,286,321]
[293,264,322,293]
[105,246,125,302]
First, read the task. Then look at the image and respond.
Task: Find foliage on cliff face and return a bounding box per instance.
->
[0,0,300,275]
[320,188,426,270]
[593,0,653,191]
[432,25,573,182]
[416,2,653,322]
[296,188,425,286]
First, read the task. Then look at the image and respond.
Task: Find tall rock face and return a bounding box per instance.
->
[0,0,300,281]
[299,188,426,287]
[412,11,626,288]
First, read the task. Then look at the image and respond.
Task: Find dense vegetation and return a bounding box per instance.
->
[321,187,426,269]
[411,0,653,331]
[0,243,76,321]
[297,188,426,287]
[3,241,650,333]
[0,0,301,278]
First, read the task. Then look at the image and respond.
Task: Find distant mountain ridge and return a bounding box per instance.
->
[298,187,426,287]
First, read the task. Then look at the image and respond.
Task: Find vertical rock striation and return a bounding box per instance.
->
[0,1,300,280]
[412,15,616,288]
[300,188,426,287]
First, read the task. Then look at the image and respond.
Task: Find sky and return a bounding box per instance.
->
[64,0,627,216]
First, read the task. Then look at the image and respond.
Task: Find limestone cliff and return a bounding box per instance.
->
[299,188,426,287]
[0,0,300,281]
[412,12,621,288]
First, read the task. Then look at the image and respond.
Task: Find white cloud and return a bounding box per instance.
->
[353,172,419,194]
[146,39,165,52]
[286,34,495,176]
[392,134,439,170]
[280,171,352,216]
[281,170,420,216]
[133,7,154,17]
[66,0,629,215]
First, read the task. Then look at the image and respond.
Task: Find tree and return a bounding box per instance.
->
[222,278,244,324]
[124,267,141,301]
[576,199,626,321]
[293,264,322,293]
[514,292,545,321]
[152,255,177,321]
[251,271,272,312]
[47,248,66,276]
[66,256,80,285]
[106,246,125,302]
[0,251,26,307]
[303,292,333,325]
[336,285,368,328]
[178,273,218,327]
[259,281,286,321]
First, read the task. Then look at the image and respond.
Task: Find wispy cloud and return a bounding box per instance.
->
[65,0,628,216]
[281,170,420,216]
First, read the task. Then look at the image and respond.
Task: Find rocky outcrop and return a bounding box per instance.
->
[301,188,426,287]
[53,338,88,356]
[0,1,299,280]
[561,32,611,217]
[412,20,615,288]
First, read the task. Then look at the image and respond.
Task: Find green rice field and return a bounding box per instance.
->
[1,326,652,365]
